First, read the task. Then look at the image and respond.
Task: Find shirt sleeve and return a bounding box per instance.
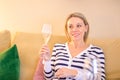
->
[44,44,57,80]
[97,49,106,80]
[90,46,106,80]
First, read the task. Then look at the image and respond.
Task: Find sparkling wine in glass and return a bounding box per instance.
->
[84,57,101,80]
[41,24,52,64]
[41,24,52,44]
[84,58,93,80]
[93,57,101,80]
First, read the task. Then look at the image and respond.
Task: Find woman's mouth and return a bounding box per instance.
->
[72,33,80,37]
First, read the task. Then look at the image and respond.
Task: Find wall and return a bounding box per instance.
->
[0,0,120,38]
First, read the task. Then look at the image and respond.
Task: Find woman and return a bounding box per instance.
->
[36,12,105,80]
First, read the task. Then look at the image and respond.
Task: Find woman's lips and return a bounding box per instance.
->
[71,33,80,37]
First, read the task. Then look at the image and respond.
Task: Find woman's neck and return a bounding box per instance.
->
[69,40,86,49]
[68,40,89,58]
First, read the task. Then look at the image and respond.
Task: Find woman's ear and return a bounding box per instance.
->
[85,25,88,32]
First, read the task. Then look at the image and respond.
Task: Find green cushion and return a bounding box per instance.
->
[0,44,20,80]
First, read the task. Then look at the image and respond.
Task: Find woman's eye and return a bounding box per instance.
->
[77,24,81,28]
[68,25,72,28]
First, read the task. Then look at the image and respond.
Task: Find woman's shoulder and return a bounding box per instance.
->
[53,43,66,47]
[89,44,104,52]
[88,44,105,58]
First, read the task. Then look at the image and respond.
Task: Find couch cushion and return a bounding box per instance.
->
[12,32,44,80]
[0,30,11,53]
[0,44,20,80]
[12,32,67,80]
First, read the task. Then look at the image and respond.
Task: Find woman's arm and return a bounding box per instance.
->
[97,51,106,80]
[90,47,106,80]
[43,44,57,80]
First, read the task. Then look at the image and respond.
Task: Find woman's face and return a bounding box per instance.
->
[67,17,88,42]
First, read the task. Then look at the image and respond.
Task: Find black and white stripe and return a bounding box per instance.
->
[44,43,106,80]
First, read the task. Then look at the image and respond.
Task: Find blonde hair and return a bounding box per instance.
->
[65,12,89,42]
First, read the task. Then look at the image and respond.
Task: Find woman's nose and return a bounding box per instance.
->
[72,27,77,31]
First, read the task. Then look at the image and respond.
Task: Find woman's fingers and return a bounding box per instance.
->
[55,70,63,78]
[55,67,77,78]
[55,68,66,78]
[40,44,50,61]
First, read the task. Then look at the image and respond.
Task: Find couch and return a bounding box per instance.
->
[0,30,120,80]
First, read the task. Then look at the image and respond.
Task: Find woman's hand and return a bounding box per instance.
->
[55,67,78,78]
[40,44,50,61]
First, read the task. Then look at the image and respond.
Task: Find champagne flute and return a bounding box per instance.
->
[84,57,102,80]
[41,24,52,44]
[93,57,101,80]
[84,57,93,80]
[41,24,52,64]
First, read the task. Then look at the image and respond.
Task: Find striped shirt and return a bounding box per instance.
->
[44,43,105,80]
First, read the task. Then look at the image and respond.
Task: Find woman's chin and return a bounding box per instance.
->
[72,38,81,42]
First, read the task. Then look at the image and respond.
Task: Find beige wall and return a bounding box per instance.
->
[0,0,120,38]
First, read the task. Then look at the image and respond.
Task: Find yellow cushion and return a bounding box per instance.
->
[0,30,11,53]
[12,32,44,80]
[12,32,67,80]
